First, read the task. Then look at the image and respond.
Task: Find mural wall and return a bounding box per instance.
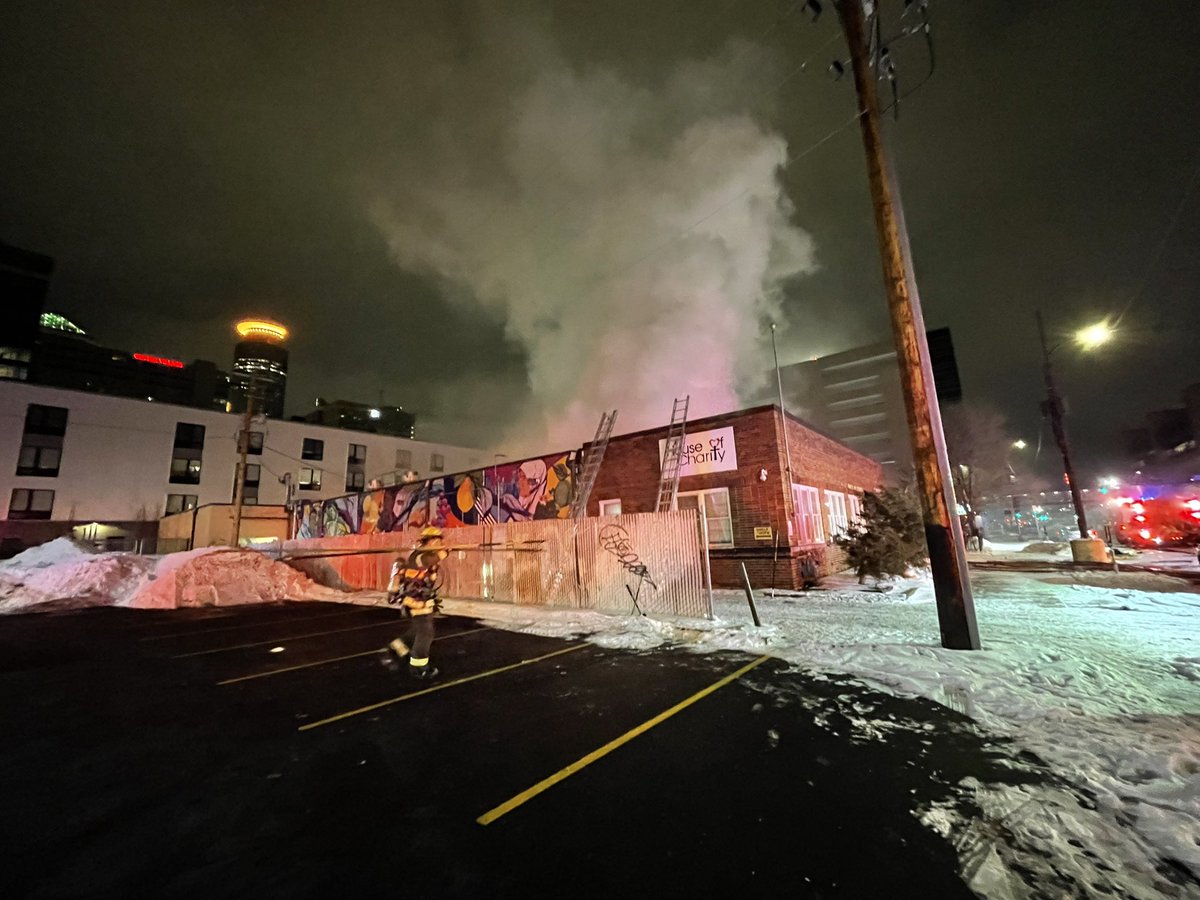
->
[293,452,578,539]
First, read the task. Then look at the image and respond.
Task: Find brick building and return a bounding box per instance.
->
[586,405,884,589]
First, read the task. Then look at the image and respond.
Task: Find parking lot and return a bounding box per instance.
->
[0,601,1047,898]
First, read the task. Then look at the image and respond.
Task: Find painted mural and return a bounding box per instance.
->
[293,452,578,538]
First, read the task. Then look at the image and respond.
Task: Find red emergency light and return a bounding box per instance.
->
[133,353,184,369]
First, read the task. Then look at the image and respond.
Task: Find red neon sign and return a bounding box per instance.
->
[133,353,184,369]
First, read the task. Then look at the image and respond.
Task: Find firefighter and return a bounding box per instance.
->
[386,526,449,680]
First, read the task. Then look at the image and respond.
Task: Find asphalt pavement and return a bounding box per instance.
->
[0,601,1055,898]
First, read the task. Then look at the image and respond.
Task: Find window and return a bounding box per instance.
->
[170,422,205,484]
[165,494,198,514]
[598,498,623,517]
[346,470,365,491]
[9,488,55,520]
[299,467,322,491]
[824,490,850,537]
[676,488,733,547]
[18,404,68,477]
[792,484,825,544]
[239,430,263,455]
[244,463,261,486]
[348,443,367,463]
[302,438,324,461]
[395,448,412,469]
[847,492,864,526]
[16,444,61,477]
[25,404,68,436]
[430,453,445,472]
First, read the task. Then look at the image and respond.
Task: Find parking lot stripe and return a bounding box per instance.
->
[171,617,405,658]
[476,654,770,826]
[142,606,367,641]
[216,626,493,685]
[297,644,587,732]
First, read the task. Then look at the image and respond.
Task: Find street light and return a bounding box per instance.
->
[1012,439,1027,450]
[1035,311,1116,540]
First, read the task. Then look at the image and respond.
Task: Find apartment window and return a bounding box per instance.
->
[598,498,622,517]
[239,430,264,455]
[302,438,324,461]
[395,448,412,470]
[792,484,825,544]
[17,404,68,477]
[243,463,261,486]
[9,488,55,520]
[824,490,850,537]
[170,422,205,485]
[165,494,198,514]
[346,470,365,491]
[430,452,445,472]
[299,467,322,491]
[847,492,864,526]
[348,443,367,463]
[25,404,68,436]
[677,488,733,547]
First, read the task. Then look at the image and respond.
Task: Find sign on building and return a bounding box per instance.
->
[659,426,738,477]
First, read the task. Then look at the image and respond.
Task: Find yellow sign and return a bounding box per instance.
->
[753,526,773,541]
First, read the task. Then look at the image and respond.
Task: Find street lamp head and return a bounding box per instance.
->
[1012,439,1027,450]
[1074,319,1114,350]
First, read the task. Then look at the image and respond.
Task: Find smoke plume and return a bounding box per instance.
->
[370,19,817,452]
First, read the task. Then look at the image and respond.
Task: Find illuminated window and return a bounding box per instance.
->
[824,490,849,537]
[299,467,322,491]
[165,494,198,514]
[598,498,622,517]
[676,488,733,547]
[9,488,55,520]
[792,485,825,544]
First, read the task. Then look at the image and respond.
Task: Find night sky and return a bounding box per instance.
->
[2,1,1198,472]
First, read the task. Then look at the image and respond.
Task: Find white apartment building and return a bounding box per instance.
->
[0,381,484,529]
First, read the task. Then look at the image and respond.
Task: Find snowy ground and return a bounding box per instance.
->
[443,570,1200,897]
[3,538,1198,895]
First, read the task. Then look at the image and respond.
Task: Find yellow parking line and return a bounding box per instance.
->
[217,626,492,685]
[298,645,587,732]
[476,654,770,826]
[142,607,365,641]
[172,617,404,659]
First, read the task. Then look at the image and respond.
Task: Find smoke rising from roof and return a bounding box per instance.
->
[369,23,817,452]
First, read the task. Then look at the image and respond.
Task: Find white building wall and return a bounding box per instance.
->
[0,382,484,521]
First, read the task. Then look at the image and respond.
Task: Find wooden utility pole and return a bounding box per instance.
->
[229,378,257,547]
[836,0,979,649]
[1036,310,1089,539]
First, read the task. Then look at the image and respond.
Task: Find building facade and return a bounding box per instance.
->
[778,327,962,482]
[586,405,884,588]
[230,320,289,418]
[0,381,484,555]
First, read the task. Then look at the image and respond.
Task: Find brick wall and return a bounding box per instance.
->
[586,405,883,589]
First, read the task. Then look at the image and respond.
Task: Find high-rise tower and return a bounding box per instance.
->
[230,319,288,418]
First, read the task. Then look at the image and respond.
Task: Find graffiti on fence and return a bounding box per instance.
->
[293,451,578,538]
[598,523,657,590]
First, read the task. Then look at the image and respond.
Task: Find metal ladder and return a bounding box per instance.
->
[569,409,618,518]
[654,396,690,512]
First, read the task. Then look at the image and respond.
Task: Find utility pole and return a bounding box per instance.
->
[230,376,257,548]
[770,323,797,531]
[835,0,979,650]
[1036,310,1089,539]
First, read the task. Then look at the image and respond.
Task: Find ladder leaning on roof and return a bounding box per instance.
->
[654,396,690,513]
[568,409,618,519]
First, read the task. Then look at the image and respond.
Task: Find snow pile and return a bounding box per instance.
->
[0,545,350,614]
[129,549,346,609]
[443,569,1200,893]
[0,536,98,570]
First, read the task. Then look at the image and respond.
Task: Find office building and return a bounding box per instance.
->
[777,327,963,481]
[303,398,416,439]
[230,319,288,418]
[0,241,54,382]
